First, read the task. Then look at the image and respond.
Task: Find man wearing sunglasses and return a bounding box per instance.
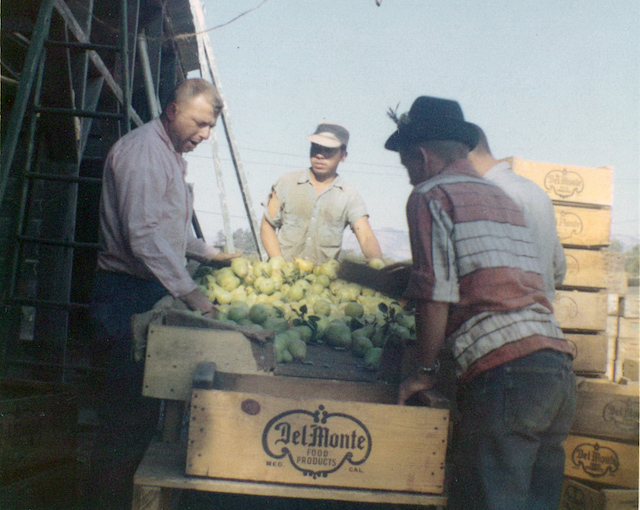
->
[260,123,382,264]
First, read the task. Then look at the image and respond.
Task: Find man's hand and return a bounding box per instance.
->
[397,374,435,405]
[180,288,219,316]
[211,252,241,262]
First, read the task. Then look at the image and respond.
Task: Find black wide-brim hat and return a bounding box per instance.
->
[385,96,479,152]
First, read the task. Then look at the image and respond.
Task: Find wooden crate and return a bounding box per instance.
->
[621,293,639,318]
[555,205,611,247]
[186,387,449,494]
[559,478,639,510]
[554,290,608,331]
[618,317,639,341]
[614,318,639,382]
[0,379,77,480]
[506,156,613,206]
[563,248,608,289]
[566,334,608,374]
[570,379,638,442]
[563,435,638,489]
[606,252,629,295]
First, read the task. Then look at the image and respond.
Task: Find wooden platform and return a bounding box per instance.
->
[133,441,447,509]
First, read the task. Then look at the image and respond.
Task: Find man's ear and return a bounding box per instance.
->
[418,146,430,170]
[165,102,178,121]
[340,150,348,163]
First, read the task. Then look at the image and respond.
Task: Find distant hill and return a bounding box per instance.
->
[342,227,412,262]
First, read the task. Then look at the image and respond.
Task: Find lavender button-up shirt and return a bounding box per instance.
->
[97,118,218,297]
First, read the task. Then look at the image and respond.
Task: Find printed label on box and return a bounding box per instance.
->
[262,403,371,479]
[570,441,620,478]
[544,169,585,199]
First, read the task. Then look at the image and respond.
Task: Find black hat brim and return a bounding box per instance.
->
[385,120,479,152]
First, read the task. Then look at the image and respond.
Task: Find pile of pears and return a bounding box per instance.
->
[195,256,415,371]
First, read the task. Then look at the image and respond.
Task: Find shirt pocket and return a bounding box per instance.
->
[279,216,307,246]
[318,222,344,248]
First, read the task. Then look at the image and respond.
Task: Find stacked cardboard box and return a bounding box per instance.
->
[507,157,638,507]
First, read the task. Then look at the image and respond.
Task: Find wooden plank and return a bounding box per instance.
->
[135,441,447,506]
[621,293,639,318]
[563,248,608,289]
[554,205,611,247]
[506,156,613,206]
[142,325,267,400]
[566,333,608,374]
[618,317,639,341]
[563,434,639,489]
[554,290,608,331]
[186,389,449,494]
[570,379,638,441]
[214,372,398,404]
[601,488,639,510]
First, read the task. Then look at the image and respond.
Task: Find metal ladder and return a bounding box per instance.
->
[0,0,139,382]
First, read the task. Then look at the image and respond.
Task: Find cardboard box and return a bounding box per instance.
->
[566,334,608,374]
[507,157,613,206]
[563,435,638,489]
[563,248,608,289]
[554,290,608,331]
[555,205,611,248]
[186,387,449,494]
[559,478,639,510]
[570,379,638,442]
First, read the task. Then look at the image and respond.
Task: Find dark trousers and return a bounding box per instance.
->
[448,349,577,510]
[87,270,168,510]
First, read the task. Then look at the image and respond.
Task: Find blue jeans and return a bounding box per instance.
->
[448,349,576,510]
[88,271,168,510]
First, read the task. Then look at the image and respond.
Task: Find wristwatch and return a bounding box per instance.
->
[417,359,440,376]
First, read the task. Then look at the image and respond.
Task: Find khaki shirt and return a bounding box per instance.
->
[264,169,368,264]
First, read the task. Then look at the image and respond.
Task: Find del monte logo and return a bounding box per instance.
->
[571,441,620,478]
[544,168,584,199]
[262,404,372,479]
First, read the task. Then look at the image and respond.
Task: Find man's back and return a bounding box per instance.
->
[484,161,566,302]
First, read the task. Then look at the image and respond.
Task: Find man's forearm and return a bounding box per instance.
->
[260,216,283,259]
[361,236,382,261]
[414,300,449,370]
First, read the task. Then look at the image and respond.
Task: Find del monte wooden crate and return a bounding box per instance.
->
[554,205,611,247]
[570,379,638,442]
[506,156,613,206]
[563,248,607,289]
[553,290,607,331]
[563,434,638,489]
[186,387,449,494]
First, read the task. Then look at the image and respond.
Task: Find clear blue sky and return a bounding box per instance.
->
[186,0,639,252]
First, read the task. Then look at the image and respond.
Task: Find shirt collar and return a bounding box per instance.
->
[153,117,183,157]
[484,160,512,179]
[298,168,344,189]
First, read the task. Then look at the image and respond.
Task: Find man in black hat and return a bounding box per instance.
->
[386,96,576,510]
[260,122,382,264]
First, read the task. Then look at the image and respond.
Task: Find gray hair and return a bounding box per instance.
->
[419,140,470,164]
[165,78,223,115]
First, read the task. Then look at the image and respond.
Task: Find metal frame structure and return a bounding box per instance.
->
[0,0,200,383]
